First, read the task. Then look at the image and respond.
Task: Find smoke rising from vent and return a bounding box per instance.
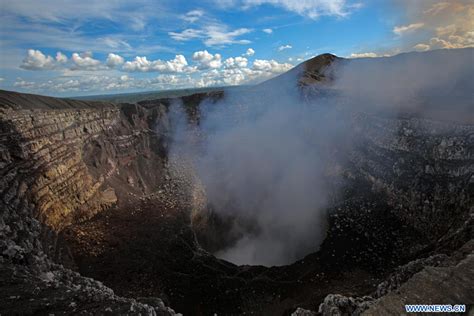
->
[168,48,473,266]
[198,96,346,265]
[168,70,352,266]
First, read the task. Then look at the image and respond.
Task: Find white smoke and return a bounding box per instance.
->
[167,47,473,267]
[168,73,351,266]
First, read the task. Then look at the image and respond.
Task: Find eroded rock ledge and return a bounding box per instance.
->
[0,90,177,315]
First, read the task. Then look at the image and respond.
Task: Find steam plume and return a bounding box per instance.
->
[168,48,473,266]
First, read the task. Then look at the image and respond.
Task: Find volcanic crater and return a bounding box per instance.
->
[1,49,473,315]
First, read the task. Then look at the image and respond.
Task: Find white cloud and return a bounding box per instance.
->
[100,37,132,50]
[207,58,293,86]
[1,1,167,33]
[71,52,103,70]
[428,37,461,49]
[278,44,292,51]
[13,55,297,95]
[55,52,68,63]
[219,0,358,19]
[413,43,430,51]
[252,59,292,73]
[192,50,222,69]
[106,53,125,68]
[169,29,204,41]
[263,28,273,34]
[392,1,474,52]
[423,2,451,16]
[149,74,181,85]
[169,25,252,47]
[224,56,248,68]
[14,79,38,89]
[122,54,189,73]
[20,49,55,70]
[244,48,255,56]
[220,68,247,85]
[393,23,424,35]
[349,52,378,58]
[12,73,200,95]
[1,2,176,58]
[182,10,204,23]
[205,25,252,46]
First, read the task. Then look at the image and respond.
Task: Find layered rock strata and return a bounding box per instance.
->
[0,90,176,315]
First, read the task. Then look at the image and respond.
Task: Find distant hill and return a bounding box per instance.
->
[72,85,247,103]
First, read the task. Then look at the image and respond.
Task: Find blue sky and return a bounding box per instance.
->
[0,0,472,96]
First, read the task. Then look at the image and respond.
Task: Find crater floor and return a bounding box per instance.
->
[61,175,428,315]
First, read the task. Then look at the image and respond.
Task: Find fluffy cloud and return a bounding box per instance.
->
[20,49,55,70]
[169,25,252,46]
[14,56,295,95]
[13,73,195,94]
[122,54,189,73]
[207,58,293,86]
[413,43,430,51]
[244,48,255,56]
[71,52,102,70]
[15,47,296,95]
[393,23,424,35]
[224,56,248,68]
[20,49,127,72]
[252,59,292,73]
[106,53,125,68]
[56,52,68,63]
[263,28,273,34]
[219,68,247,85]
[199,57,292,87]
[192,50,222,69]
[278,44,292,51]
[428,36,474,49]
[397,1,474,51]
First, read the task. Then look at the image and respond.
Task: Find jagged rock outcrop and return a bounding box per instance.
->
[318,294,375,316]
[350,113,474,245]
[0,90,177,315]
[364,241,474,315]
[314,241,473,316]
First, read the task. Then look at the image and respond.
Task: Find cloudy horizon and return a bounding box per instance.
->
[0,0,472,97]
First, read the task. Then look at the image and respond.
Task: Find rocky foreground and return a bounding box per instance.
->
[1,49,473,315]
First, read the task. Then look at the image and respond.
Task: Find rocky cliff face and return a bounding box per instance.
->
[350,112,473,245]
[0,90,177,315]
